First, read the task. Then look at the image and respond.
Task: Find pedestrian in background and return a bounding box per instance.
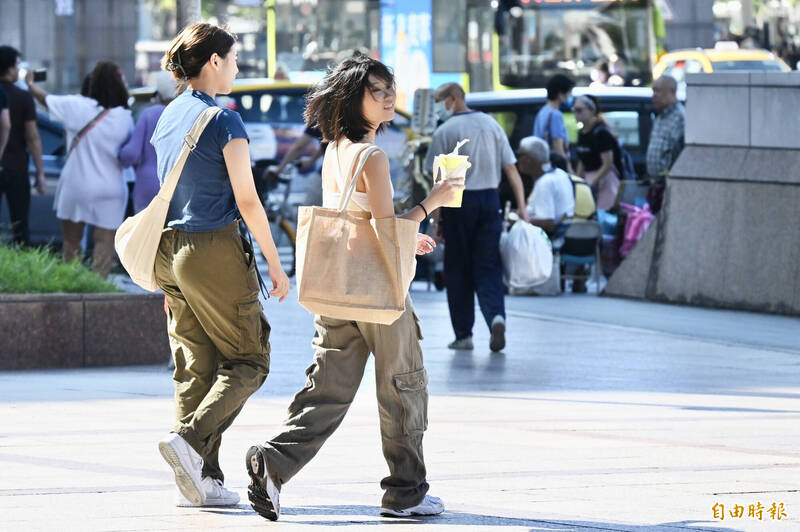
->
[246,52,461,522]
[516,136,573,236]
[646,75,684,214]
[0,85,9,160]
[573,94,620,211]
[264,124,325,206]
[0,45,46,246]
[27,61,133,277]
[152,22,289,509]
[118,71,177,213]
[532,73,574,167]
[425,82,529,352]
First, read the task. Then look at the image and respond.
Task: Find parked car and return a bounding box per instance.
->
[467,86,663,176]
[653,45,790,99]
[654,46,791,81]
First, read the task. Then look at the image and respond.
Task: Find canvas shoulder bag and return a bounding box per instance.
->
[295,143,418,325]
[114,106,221,291]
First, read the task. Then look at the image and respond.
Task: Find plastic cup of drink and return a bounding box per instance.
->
[439,154,469,207]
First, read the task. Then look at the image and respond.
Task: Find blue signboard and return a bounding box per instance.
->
[380,0,461,111]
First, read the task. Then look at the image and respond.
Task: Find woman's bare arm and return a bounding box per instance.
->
[223,138,289,301]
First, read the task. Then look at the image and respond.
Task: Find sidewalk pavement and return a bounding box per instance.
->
[1,283,799,531]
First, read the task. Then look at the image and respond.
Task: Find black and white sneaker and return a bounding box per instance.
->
[245,445,280,521]
[381,495,445,517]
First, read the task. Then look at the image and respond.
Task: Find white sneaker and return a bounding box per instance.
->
[158,433,205,506]
[246,445,281,521]
[447,336,473,350]
[381,495,445,517]
[489,315,506,352]
[175,477,240,507]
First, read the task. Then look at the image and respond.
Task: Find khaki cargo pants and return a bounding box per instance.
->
[155,220,270,482]
[260,297,430,511]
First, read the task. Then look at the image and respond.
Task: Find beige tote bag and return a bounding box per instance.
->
[296,144,418,325]
[114,107,221,291]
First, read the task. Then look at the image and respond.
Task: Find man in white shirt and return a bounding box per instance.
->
[516,136,573,236]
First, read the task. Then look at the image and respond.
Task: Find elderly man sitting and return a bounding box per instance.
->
[516,136,597,293]
[516,136,574,236]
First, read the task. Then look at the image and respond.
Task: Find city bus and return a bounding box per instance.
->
[265,0,655,99]
[494,0,656,89]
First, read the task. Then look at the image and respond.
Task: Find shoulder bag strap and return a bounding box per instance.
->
[68,108,110,156]
[338,145,380,212]
[157,106,221,201]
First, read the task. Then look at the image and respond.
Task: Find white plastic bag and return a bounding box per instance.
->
[499,221,553,290]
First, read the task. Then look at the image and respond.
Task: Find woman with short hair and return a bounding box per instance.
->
[245,52,464,521]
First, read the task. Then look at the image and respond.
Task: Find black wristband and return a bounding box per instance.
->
[417,202,429,219]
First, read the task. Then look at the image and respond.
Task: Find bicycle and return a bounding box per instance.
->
[253,160,299,277]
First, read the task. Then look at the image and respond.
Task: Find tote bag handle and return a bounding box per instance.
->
[336,145,381,213]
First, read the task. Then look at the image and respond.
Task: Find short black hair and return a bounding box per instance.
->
[304,51,394,143]
[0,46,21,78]
[546,74,575,101]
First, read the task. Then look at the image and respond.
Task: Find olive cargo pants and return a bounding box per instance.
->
[259,297,430,510]
[155,221,270,482]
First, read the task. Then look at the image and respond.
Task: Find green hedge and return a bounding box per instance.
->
[0,245,122,294]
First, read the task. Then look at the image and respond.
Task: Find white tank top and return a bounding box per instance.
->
[322,142,392,212]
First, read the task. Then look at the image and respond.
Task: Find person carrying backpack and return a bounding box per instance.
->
[572,94,622,210]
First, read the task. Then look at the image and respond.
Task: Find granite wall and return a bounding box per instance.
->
[0,293,169,370]
[605,72,800,315]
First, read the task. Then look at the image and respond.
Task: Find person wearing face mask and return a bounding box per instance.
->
[533,74,575,171]
[424,83,529,353]
[433,96,454,124]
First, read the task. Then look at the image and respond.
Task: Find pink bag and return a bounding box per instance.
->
[619,202,654,258]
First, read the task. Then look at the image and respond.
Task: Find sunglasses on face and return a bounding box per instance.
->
[573,106,588,113]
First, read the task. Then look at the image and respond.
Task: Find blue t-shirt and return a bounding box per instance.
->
[533,105,568,145]
[151,90,249,231]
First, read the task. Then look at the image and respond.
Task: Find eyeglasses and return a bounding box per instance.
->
[369,84,396,102]
[572,106,588,113]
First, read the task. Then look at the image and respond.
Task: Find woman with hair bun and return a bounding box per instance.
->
[572,94,621,210]
[150,22,289,509]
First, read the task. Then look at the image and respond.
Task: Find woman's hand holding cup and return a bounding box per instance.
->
[429,176,465,209]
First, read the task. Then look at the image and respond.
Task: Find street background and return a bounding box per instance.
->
[3,284,800,531]
[1,1,800,530]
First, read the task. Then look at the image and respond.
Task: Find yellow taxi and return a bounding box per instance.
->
[653,44,791,83]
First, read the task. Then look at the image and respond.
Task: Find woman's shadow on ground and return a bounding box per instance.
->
[204,504,746,531]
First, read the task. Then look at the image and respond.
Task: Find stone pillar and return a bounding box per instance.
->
[605,72,800,316]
